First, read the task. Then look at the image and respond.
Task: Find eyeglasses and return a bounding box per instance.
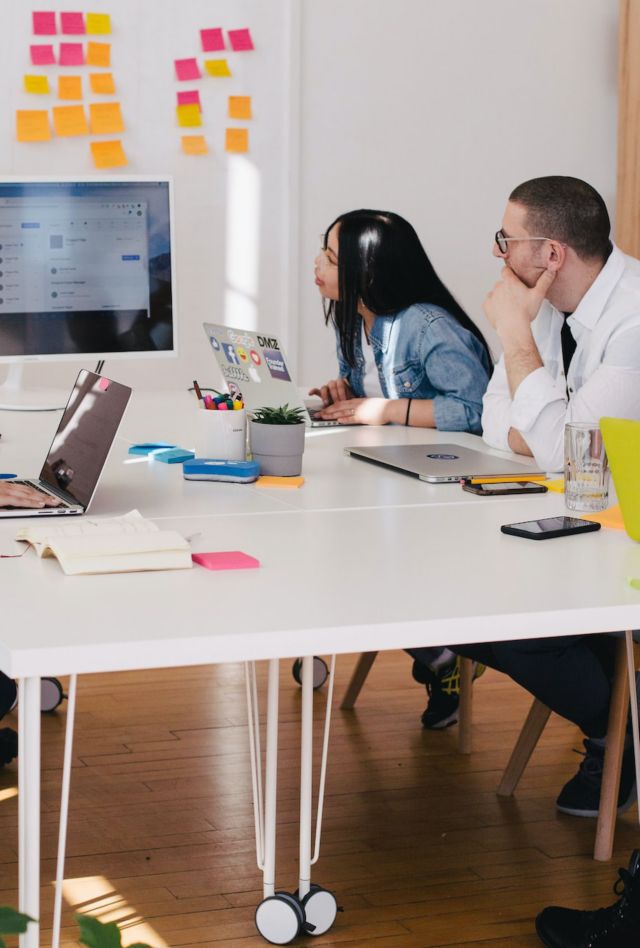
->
[494,228,556,255]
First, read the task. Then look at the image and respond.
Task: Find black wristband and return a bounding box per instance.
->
[405,398,413,426]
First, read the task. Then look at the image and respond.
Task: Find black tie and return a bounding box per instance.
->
[561,313,576,376]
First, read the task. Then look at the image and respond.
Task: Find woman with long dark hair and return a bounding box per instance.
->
[311,209,492,430]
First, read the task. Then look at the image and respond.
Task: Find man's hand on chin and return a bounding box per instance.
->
[508,427,534,457]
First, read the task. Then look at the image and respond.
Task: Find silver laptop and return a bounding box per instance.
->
[0,369,132,518]
[344,442,544,483]
[203,322,345,427]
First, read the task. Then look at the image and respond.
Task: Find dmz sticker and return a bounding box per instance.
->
[263,348,291,381]
[425,452,459,460]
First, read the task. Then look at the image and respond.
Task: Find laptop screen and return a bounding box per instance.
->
[39,369,131,507]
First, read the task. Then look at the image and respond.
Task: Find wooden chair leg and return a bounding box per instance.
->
[595,638,630,861]
[339,651,378,710]
[458,657,474,754]
[497,698,552,797]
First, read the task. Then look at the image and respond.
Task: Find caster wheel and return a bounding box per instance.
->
[300,885,339,936]
[291,657,329,690]
[41,678,65,713]
[255,891,305,945]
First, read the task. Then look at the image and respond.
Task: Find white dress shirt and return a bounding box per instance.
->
[482,245,640,471]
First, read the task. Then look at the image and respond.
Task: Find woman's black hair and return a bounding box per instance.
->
[322,209,491,367]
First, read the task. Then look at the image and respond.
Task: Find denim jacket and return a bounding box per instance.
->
[336,303,492,433]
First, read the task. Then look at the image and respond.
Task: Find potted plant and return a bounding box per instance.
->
[249,404,306,476]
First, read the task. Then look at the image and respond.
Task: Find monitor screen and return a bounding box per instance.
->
[0,177,176,362]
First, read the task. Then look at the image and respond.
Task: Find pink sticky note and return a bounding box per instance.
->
[59,42,84,66]
[60,12,85,35]
[174,58,201,81]
[177,90,201,110]
[228,28,254,51]
[33,11,57,35]
[30,44,56,65]
[200,28,224,52]
[192,551,260,571]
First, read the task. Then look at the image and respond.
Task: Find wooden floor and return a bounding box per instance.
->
[0,652,638,947]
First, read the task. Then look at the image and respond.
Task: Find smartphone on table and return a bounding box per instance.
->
[462,480,548,496]
[500,516,601,540]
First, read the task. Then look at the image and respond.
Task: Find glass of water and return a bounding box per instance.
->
[564,422,610,512]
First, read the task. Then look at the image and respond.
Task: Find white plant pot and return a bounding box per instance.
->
[249,421,305,476]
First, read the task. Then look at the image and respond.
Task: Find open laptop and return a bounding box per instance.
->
[202,322,345,427]
[344,442,545,483]
[601,417,640,541]
[0,369,132,518]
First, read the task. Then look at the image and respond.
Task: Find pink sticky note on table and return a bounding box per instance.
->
[30,44,56,65]
[228,28,254,51]
[201,28,224,52]
[59,42,84,66]
[33,11,57,35]
[60,12,85,35]
[192,551,260,571]
[175,58,201,81]
[177,90,201,110]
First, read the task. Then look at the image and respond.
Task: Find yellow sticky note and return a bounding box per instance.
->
[176,104,202,128]
[89,72,115,95]
[58,76,83,100]
[225,128,249,153]
[181,135,208,155]
[228,96,252,120]
[52,105,89,137]
[90,139,127,169]
[543,477,565,493]
[86,12,111,34]
[89,101,124,134]
[24,75,50,95]
[16,109,51,142]
[86,41,111,67]
[204,58,231,77]
[255,476,305,489]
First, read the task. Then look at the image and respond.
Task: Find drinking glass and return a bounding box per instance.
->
[564,422,609,512]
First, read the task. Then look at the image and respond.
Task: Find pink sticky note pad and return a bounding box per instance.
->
[33,11,57,35]
[30,44,56,65]
[175,58,201,81]
[228,28,254,51]
[59,42,84,65]
[192,551,260,571]
[61,12,85,35]
[177,90,201,110]
[201,28,224,52]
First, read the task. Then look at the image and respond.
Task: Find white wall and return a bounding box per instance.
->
[296,0,619,387]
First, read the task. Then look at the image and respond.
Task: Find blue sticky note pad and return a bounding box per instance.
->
[128,442,176,455]
[154,447,195,464]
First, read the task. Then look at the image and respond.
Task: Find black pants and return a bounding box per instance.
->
[450,634,616,739]
[0,673,17,720]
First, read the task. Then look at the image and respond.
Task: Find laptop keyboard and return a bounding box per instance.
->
[8,481,70,506]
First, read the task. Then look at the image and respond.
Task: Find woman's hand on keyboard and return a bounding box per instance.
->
[0,483,61,508]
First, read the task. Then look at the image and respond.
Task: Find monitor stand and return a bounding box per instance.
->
[0,364,67,412]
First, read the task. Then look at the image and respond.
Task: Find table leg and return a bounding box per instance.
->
[52,674,78,948]
[298,656,314,900]
[18,677,41,948]
[263,658,279,899]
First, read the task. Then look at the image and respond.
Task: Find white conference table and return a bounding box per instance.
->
[2,390,640,945]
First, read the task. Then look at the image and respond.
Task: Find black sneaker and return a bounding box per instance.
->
[556,739,636,818]
[412,657,485,730]
[0,728,17,767]
[535,850,640,947]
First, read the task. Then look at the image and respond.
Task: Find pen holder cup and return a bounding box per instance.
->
[197,408,246,461]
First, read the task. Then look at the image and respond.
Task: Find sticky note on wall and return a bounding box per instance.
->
[24,75,50,95]
[60,12,85,34]
[200,28,224,51]
[90,140,127,169]
[228,96,252,120]
[30,45,56,65]
[16,110,51,142]
[58,75,82,99]
[225,128,249,153]
[86,41,110,67]
[89,102,124,134]
[53,105,89,136]
[176,104,202,128]
[175,58,201,81]
[59,42,84,65]
[86,13,111,34]
[177,90,201,110]
[181,135,208,155]
[89,72,115,94]
[33,11,57,35]
[228,28,254,51]
[204,59,231,77]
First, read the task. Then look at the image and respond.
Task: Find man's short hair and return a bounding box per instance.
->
[509,176,611,262]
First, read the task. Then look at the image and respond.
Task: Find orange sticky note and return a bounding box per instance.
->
[176,104,202,128]
[89,72,115,94]
[16,109,51,142]
[86,41,110,67]
[228,96,252,120]
[181,134,208,155]
[204,58,231,77]
[52,105,89,136]
[86,12,111,34]
[24,75,50,95]
[58,75,82,100]
[90,139,127,168]
[255,476,304,489]
[225,128,249,153]
[89,101,124,134]
[582,504,626,530]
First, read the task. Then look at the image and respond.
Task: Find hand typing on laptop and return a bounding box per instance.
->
[0,482,61,509]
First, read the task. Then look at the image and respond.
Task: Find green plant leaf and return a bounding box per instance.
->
[75,914,131,948]
[251,403,306,425]
[0,907,35,935]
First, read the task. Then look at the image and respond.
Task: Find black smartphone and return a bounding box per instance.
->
[463,480,548,496]
[500,516,601,540]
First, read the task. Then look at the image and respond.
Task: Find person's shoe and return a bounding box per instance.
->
[412,657,485,730]
[535,849,640,947]
[0,728,17,767]
[556,738,636,818]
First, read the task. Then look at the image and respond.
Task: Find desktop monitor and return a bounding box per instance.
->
[0,176,176,364]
